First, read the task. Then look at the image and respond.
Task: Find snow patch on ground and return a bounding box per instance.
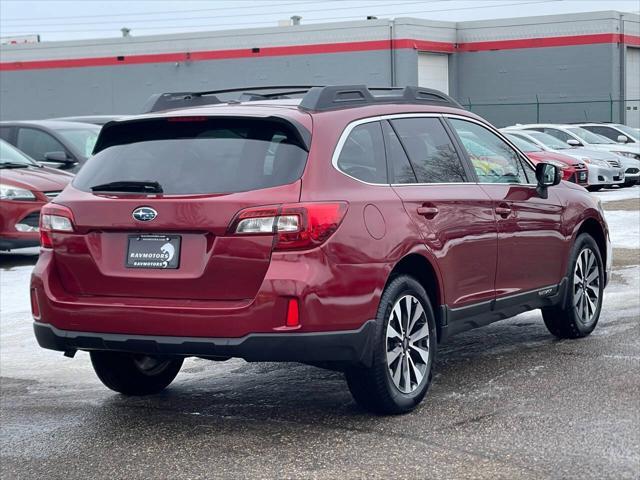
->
[592,185,640,203]
[603,210,640,250]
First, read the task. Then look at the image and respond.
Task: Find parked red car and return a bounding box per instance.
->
[32,86,610,414]
[0,140,73,251]
[504,133,589,186]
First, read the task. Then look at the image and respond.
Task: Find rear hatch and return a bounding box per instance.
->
[51,115,309,301]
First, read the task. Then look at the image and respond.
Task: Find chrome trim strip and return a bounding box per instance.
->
[331,112,541,187]
[331,113,477,186]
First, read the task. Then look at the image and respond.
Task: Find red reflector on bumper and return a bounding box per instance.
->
[286,298,299,327]
[30,288,41,319]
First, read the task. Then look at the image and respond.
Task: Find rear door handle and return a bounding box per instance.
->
[495,204,512,218]
[417,206,439,218]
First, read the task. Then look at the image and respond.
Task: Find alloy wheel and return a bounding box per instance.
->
[573,248,600,325]
[386,295,430,394]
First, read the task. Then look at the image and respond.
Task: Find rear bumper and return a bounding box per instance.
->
[33,320,376,366]
[31,245,386,338]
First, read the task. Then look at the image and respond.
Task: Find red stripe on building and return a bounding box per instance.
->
[456,33,631,51]
[0,34,638,71]
[0,39,452,71]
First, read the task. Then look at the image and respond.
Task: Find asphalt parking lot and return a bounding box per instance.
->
[1,187,639,480]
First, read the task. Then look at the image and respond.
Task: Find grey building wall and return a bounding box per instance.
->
[0,11,638,126]
[455,44,621,127]
[0,50,416,119]
[1,16,452,120]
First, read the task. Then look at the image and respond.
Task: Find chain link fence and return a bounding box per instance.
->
[461,97,640,128]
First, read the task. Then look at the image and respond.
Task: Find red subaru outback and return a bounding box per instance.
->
[32,86,611,414]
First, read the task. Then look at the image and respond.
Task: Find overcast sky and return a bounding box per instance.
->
[1,0,638,42]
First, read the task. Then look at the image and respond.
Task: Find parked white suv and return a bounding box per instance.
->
[517,124,639,186]
[577,123,640,147]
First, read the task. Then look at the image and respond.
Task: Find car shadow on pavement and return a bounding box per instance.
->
[90,315,558,427]
[0,252,39,269]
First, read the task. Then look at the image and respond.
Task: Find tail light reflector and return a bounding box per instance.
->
[40,204,75,248]
[230,202,348,251]
[30,288,41,319]
[286,298,300,327]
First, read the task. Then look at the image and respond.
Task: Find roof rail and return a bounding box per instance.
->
[140,85,463,114]
[298,85,463,111]
[141,86,319,113]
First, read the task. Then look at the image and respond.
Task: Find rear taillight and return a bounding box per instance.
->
[40,204,75,248]
[230,202,348,251]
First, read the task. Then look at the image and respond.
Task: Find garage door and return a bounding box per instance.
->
[418,52,449,94]
[626,47,640,128]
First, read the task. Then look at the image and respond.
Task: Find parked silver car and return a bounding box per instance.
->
[503,128,626,190]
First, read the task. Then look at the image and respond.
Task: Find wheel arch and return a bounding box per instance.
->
[575,216,607,268]
[385,253,444,341]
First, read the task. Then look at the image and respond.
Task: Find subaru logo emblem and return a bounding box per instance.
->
[132,207,157,222]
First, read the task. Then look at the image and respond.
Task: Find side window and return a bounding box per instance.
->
[16,128,66,162]
[537,128,573,144]
[583,126,619,142]
[449,119,530,184]
[0,126,12,142]
[336,122,387,183]
[390,117,468,183]
[382,121,417,184]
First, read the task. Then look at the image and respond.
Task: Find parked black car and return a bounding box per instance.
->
[0,120,100,172]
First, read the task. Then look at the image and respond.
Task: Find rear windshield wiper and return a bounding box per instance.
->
[90,180,164,193]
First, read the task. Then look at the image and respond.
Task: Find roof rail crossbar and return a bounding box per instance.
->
[141,86,320,113]
[141,85,464,114]
[239,89,315,101]
[298,85,463,111]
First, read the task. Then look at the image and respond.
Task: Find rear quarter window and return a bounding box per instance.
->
[336,122,387,183]
[73,118,308,195]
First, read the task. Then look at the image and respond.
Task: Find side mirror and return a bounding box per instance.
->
[535,162,561,198]
[566,139,581,147]
[44,151,72,163]
[617,134,629,143]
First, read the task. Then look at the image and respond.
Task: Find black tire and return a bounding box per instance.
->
[90,351,183,395]
[586,185,603,192]
[345,275,437,415]
[542,233,604,339]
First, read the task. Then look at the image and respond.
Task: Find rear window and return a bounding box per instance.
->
[73,118,308,195]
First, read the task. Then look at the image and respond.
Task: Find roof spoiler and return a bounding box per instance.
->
[141,85,463,113]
